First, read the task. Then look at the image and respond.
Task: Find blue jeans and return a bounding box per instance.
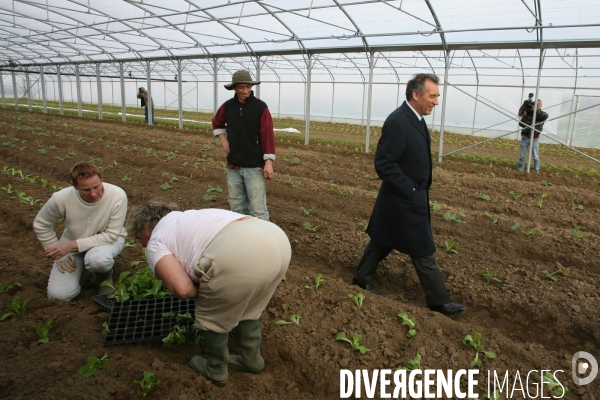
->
[227,168,269,221]
[517,136,540,172]
[144,107,154,124]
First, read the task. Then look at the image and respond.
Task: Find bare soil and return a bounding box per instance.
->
[0,109,599,399]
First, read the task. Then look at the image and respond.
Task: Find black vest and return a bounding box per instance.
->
[224,92,267,168]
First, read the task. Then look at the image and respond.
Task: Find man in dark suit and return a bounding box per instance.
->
[352,73,466,316]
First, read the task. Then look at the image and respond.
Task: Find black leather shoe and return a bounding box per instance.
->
[429,302,466,316]
[351,278,380,295]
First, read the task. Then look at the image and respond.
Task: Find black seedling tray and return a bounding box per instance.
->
[92,294,115,312]
[103,297,195,346]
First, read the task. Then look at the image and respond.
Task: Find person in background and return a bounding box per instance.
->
[137,87,155,124]
[518,98,548,172]
[352,73,466,316]
[212,70,275,221]
[127,202,291,387]
[33,162,127,301]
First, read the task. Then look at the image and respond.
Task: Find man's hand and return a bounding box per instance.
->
[263,159,274,179]
[56,254,76,274]
[218,134,230,154]
[44,241,78,260]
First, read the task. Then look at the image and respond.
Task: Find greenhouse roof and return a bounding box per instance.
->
[1,0,599,66]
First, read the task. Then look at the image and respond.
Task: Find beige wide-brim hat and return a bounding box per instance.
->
[224,70,261,90]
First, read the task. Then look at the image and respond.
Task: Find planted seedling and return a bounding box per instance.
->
[33,315,57,344]
[444,241,459,254]
[134,371,161,397]
[160,183,172,191]
[162,325,187,347]
[541,264,567,282]
[305,274,326,290]
[508,190,521,200]
[300,206,317,216]
[429,201,442,212]
[534,193,548,208]
[542,371,568,397]
[290,157,301,165]
[78,353,109,377]
[303,221,326,232]
[358,221,368,231]
[121,175,131,182]
[481,270,500,284]
[463,333,496,366]
[570,198,584,211]
[1,296,28,320]
[397,312,416,338]
[511,223,541,238]
[335,332,370,354]
[101,322,110,335]
[476,191,491,201]
[443,212,466,223]
[395,351,421,371]
[348,293,365,308]
[541,180,553,187]
[275,314,302,326]
[0,282,21,293]
[569,226,590,239]
[483,211,505,224]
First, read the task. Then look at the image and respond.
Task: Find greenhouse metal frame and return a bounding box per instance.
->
[1,0,600,171]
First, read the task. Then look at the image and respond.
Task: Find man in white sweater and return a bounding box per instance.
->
[33,163,128,301]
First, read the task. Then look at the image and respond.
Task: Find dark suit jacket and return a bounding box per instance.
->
[366,101,436,256]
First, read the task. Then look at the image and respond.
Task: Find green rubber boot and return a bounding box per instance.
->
[229,320,265,374]
[189,330,229,387]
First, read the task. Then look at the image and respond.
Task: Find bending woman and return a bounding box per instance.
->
[127,202,291,387]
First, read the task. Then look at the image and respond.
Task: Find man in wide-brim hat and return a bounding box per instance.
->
[212,70,275,221]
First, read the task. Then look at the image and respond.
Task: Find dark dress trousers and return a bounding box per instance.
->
[355,101,450,306]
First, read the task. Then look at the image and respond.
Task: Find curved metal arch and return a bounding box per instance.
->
[256,2,309,66]
[188,3,258,60]
[332,0,370,54]
[125,0,208,59]
[9,1,141,63]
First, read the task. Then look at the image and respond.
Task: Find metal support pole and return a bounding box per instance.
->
[304,55,312,146]
[57,66,64,115]
[96,64,103,119]
[365,52,374,153]
[40,67,47,113]
[213,58,218,114]
[255,56,261,99]
[11,71,18,110]
[75,65,82,117]
[566,49,579,146]
[178,60,183,129]
[330,82,335,123]
[526,48,545,173]
[360,82,365,125]
[146,61,153,125]
[437,56,450,162]
[26,72,32,111]
[277,82,281,119]
[119,63,126,122]
[0,72,5,108]
[567,95,579,147]
[471,85,479,135]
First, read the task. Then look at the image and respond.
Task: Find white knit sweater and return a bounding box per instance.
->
[33,182,128,252]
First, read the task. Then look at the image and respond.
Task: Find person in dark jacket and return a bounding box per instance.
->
[517,99,548,172]
[212,70,275,221]
[352,73,466,316]
[136,87,154,124]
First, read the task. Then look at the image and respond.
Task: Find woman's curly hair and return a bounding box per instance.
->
[127,201,178,239]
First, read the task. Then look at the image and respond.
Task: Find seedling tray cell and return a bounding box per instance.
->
[103,297,195,346]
